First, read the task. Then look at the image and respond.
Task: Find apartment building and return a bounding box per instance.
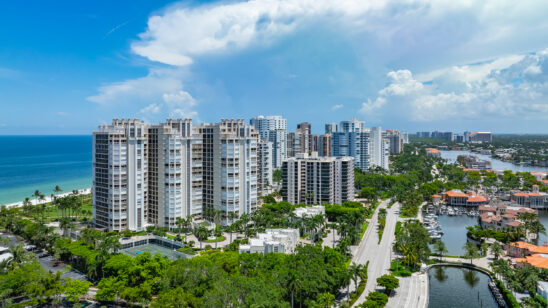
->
[257,140,273,194]
[147,119,203,229]
[312,134,332,157]
[281,152,354,205]
[250,115,287,168]
[325,123,338,134]
[93,118,260,231]
[93,119,149,231]
[199,119,259,225]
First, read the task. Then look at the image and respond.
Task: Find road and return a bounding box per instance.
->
[386,273,428,308]
[350,200,400,306]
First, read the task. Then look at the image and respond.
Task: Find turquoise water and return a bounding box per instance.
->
[0,135,92,205]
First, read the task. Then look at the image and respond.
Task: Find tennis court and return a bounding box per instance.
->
[121,243,182,260]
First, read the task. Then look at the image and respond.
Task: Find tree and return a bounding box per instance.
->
[463,242,480,264]
[63,279,91,304]
[490,242,503,259]
[433,241,447,259]
[316,292,335,308]
[273,169,283,184]
[349,263,364,294]
[376,274,399,295]
[359,187,378,201]
[362,291,388,307]
[481,242,489,257]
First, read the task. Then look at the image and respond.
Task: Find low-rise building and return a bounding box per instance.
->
[511,186,548,209]
[538,281,548,301]
[239,228,299,254]
[479,204,536,230]
[444,190,488,207]
[293,205,325,218]
[506,242,548,270]
[425,148,441,158]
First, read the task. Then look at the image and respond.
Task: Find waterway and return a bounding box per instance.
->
[538,212,548,245]
[428,266,498,308]
[435,214,478,256]
[439,150,548,173]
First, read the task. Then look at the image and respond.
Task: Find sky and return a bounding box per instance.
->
[1,0,547,135]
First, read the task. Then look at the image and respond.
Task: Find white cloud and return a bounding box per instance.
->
[360,49,548,122]
[132,0,548,67]
[87,68,198,119]
[139,103,161,114]
[162,90,197,118]
[331,104,343,110]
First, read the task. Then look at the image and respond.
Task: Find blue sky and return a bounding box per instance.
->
[1,0,547,135]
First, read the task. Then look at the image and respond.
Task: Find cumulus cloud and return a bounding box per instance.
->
[87,68,198,119]
[331,104,343,110]
[132,0,548,67]
[361,48,548,122]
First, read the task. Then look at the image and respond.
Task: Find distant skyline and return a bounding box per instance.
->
[1,0,547,135]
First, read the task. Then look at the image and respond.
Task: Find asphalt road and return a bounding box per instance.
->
[386,273,428,308]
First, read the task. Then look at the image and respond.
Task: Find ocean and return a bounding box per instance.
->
[0,135,92,205]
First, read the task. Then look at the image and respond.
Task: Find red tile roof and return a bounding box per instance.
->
[446,190,468,197]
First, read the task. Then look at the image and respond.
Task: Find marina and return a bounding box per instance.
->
[424,205,480,255]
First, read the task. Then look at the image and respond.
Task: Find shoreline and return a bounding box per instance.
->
[2,188,91,208]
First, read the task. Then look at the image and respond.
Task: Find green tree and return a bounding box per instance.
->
[376,274,399,295]
[490,242,503,259]
[63,279,91,304]
[362,291,388,307]
[463,242,480,264]
[433,241,447,259]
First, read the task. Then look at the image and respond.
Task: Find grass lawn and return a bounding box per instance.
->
[359,222,369,239]
[205,236,225,243]
[398,212,417,219]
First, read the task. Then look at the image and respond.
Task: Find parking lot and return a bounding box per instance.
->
[38,255,88,281]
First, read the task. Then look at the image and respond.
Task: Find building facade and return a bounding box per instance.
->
[281,153,354,205]
[250,115,287,168]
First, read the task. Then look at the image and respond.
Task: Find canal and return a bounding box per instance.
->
[439,150,548,173]
[428,266,498,308]
[434,214,478,256]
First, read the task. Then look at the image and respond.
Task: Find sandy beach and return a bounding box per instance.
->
[3,188,91,208]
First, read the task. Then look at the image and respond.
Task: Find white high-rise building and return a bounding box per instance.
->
[147,119,203,229]
[93,119,148,231]
[257,140,273,195]
[325,123,338,134]
[340,119,365,133]
[199,119,259,225]
[250,115,287,169]
[281,153,354,205]
[370,126,383,168]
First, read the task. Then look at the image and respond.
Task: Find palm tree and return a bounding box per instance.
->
[33,190,41,204]
[22,198,32,217]
[228,212,238,243]
[195,226,209,249]
[7,244,34,270]
[240,214,250,238]
[176,217,184,239]
[433,241,447,260]
[348,263,365,294]
[490,242,503,259]
[53,186,62,219]
[59,217,75,237]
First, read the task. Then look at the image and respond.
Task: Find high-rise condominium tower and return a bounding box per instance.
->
[93,119,148,231]
[93,118,259,231]
[250,115,287,169]
[281,153,354,205]
[199,119,259,225]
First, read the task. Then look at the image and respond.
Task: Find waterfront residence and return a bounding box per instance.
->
[444,189,488,207]
[506,242,548,270]
[239,228,299,254]
[511,185,548,209]
[479,204,536,231]
[425,148,441,158]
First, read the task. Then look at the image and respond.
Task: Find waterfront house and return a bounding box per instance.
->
[444,190,488,207]
[479,204,536,231]
[425,148,441,158]
[506,241,548,258]
[511,186,547,209]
